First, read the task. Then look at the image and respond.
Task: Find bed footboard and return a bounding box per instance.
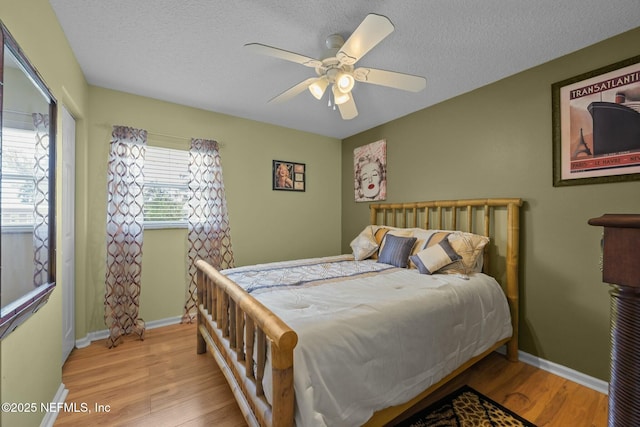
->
[196,259,297,427]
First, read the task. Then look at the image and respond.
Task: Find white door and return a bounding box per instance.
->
[61,106,76,364]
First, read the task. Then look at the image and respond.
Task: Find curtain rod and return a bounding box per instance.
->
[147,131,225,148]
[102,124,224,147]
[146,130,191,142]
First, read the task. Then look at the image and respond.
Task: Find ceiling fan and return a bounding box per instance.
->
[244,13,427,120]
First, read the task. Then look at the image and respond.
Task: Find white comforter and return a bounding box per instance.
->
[222,255,512,427]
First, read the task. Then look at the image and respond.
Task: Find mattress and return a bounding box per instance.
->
[221,255,512,427]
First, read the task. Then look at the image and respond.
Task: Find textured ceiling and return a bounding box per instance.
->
[49,0,640,139]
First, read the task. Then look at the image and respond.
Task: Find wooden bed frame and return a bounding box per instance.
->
[196,198,523,427]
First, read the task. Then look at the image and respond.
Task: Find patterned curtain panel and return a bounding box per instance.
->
[32,113,50,287]
[183,138,235,322]
[104,125,147,348]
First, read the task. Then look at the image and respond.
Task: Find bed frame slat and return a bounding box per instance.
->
[245,317,255,378]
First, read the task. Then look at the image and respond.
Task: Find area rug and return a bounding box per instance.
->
[394,385,537,427]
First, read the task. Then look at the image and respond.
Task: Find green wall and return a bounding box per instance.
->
[342,27,640,381]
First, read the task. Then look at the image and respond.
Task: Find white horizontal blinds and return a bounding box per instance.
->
[1,127,38,227]
[143,146,189,225]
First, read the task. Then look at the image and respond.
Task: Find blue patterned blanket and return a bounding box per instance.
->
[221,255,395,294]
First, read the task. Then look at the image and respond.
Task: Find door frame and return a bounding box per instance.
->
[61,105,76,364]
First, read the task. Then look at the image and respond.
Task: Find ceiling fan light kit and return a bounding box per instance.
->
[309,77,329,100]
[245,13,426,120]
[336,71,355,93]
[332,85,350,105]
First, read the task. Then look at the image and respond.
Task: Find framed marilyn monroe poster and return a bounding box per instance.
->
[354,139,386,202]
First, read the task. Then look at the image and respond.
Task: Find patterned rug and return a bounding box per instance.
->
[394,385,537,427]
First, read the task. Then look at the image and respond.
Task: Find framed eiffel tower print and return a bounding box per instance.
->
[552,55,640,186]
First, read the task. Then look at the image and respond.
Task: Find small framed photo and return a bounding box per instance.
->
[273,160,305,191]
[552,55,640,186]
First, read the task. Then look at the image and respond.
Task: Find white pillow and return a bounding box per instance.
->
[350,226,379,260]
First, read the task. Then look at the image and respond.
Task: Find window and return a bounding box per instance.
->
[143,145,189,228]
[1,127,39,230]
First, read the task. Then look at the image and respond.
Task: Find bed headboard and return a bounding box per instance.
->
[369,198,523,359]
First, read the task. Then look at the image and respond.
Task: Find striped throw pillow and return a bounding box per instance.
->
[377,234,417,268]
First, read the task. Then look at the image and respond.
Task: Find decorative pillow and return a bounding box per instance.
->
[372,226,413,259]
[373,226,391,246]
[409,228,439,253]
[350,226,379,260]
[408,230,451,268]
[377,234,417,268]
[472,252,485,273]
[410,236,462,274]
[439,231,490,274]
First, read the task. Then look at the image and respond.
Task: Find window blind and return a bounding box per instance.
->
[143,145,189,227]
[1,127,38,227]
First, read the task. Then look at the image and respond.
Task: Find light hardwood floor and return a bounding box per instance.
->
[55,323,607,427]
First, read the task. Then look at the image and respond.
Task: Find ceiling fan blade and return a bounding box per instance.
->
[354,67,426,92]
[268,77,319,104]
[338,95,358,120]
[336,14,394,65]
[244,43,322,68]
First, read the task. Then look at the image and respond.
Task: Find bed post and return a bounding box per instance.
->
[196,268,206,354]
[270,331,297,427]
[505,200,522,362]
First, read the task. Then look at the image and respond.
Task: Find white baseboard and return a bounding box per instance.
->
[498,346,609,395]
[518,350,609,395]
[40,383,68,427]
[75,315,182,348]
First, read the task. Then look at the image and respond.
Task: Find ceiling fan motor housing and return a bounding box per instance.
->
[316,34,355,93]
